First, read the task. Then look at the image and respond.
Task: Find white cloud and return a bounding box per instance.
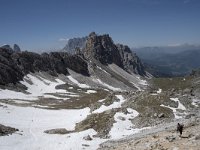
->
[58,38,69,42]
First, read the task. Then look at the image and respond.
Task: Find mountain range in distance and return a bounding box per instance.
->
[1,34,200,78]
[133,45,200,77]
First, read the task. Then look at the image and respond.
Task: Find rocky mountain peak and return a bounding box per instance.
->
[88,32,97,37]
[83,33,123,67]
[83,33,146,76]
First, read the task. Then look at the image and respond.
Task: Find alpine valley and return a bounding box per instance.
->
[0,33,200,150]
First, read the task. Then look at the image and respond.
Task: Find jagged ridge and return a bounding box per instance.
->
[0,48,89,85]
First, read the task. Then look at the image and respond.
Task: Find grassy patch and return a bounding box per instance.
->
[150,77,192,91]
[75,110,117,138]
[43,89,109,109]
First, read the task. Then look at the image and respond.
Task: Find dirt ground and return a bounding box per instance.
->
[99,119,200,150]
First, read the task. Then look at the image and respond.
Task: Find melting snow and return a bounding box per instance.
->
[0,74,70,100]
[131,82,142,91]
[109,108,150,139]
[85,90,97,94]
[42,94,70,100]
[98,99,106,102]
[192,99,200,107]
[160,97,186,119]
[157,88,162,94]
[0,103,96,150]
[97,66,110,75]
[92,95,125,113]
[10,100,31,104]
[67,76,90,88]
[95,79,121,91]
[170,98,186,110]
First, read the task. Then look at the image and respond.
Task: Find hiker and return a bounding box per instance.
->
[177,123,184,136]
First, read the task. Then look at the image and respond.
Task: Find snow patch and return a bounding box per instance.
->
[160,97,186,119]
[97,66,110,75]
[0,74,69,101]
[11,100,31,104]
[94,79,121,91]
[170,98,186,110]
[92,95,125,113]
[85,90,97,94]
[67,76,90,88]
[157,88,162,94]
[43,94,69,100]
[192,99,200,107]
[98,99,106,102]
[109,108,149,139]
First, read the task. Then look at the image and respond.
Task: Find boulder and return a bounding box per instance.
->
[0,124,19,136]
[44,128,70,134]
[158,113,165,118]
[83,135,93,141]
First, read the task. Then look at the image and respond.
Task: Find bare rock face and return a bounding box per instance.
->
[83,32,146,76]
[0,48,89,85]
[0,124,19,136]
[116,44,146,76]
[0,48,24,85]
[83,32,123,68]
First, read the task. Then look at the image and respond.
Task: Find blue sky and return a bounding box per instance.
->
[0,0,200,51]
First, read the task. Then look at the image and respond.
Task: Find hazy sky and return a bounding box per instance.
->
[0,0,200,51]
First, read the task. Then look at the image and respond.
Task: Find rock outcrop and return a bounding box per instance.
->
[83,32,146,76]
[83,32,123,67]
[116,44,146,75]
[0,48,89,85]
[0,32,146,85]
[0,124,18,136]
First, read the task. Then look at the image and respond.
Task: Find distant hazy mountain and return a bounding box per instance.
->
[133,45,200,77]
[62,36,87,54]
[1,44,21,52]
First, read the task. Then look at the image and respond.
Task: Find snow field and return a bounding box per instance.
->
[67,76,90,88]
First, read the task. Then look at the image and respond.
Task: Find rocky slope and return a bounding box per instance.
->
[99,118,200,150]
[0,33,146,86]
[0,48,89,85]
